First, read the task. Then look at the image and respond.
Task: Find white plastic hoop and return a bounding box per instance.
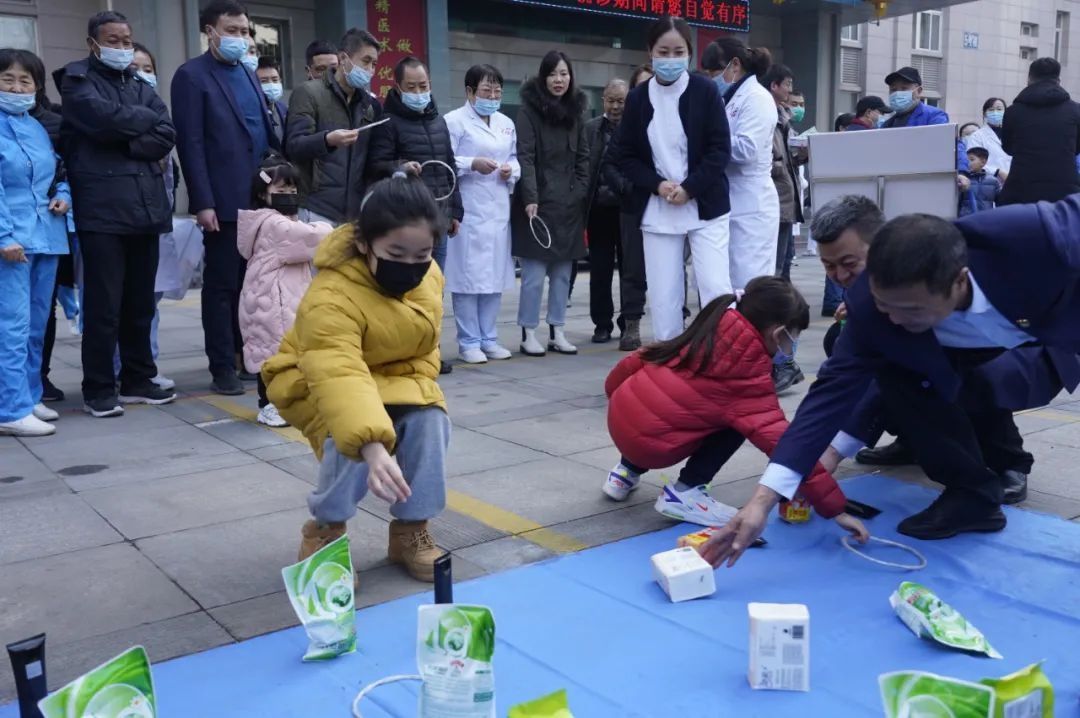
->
[352,674,422,717]
[842,535,927,571]
[529,214,553,250]
[419,160,457,202]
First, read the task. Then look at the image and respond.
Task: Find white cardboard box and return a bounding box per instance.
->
[650,547,716,603]
[747,602,810,691]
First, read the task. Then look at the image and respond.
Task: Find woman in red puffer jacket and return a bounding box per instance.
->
[603,276,866,540]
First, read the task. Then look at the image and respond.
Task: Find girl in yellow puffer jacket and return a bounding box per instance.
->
[263,173,450,589]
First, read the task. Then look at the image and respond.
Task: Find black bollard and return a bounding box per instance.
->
[433,552,453,605]
[7,634,46,718]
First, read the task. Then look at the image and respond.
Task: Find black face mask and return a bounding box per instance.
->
[371,255,431,295]
[269,192,300,215]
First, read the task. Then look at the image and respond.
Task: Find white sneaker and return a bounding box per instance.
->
[0,414,55,437]
[654,483,738,527]
[481,344,512,361]
[151,374,176,391]
[256,403,289,427]
[548,326,577,355]
[520,328,546,357]
[33,403,59,422]
[459,348,488,364]
[603,463,641,501]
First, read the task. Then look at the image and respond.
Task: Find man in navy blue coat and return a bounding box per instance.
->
[703,195,1080,567]
[171,0,279,395]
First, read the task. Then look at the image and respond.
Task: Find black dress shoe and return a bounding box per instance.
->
[211,372,245,396]
[1000,469,1028,505]
[237,369,258,381]
[41,377,65,402]
[855,439,915,466]
[591,328,612,344]
[439,360,453,375]
[897,490,1006,540]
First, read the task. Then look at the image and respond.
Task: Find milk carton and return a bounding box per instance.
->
[650,547,716,603]
[747,603,810,692]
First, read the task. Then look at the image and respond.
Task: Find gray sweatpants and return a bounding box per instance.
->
[309,406,451,523]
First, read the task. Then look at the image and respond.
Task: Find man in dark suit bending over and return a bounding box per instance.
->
[703,195,1080,567]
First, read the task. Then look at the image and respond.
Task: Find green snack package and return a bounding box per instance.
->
[980,661,1053,718]
[508,689,574,718]
[417,604,496,718]
[282,534,356,661]
[880,670,996,718]
[38,645,155,718]
[890,582,1002,659]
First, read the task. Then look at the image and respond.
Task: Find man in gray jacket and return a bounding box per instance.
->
[286,27,382,225]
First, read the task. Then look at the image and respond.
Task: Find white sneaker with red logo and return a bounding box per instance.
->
[602,463,641,501]
[654,483,738,527]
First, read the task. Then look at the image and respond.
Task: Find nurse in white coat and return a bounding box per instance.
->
[704,39,780,291]
[445,64,520,364]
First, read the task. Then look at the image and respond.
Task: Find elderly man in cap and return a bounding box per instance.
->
[847,95,887,131]
[881,66,969,178]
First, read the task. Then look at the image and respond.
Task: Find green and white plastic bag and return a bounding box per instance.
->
[38,645,155,718]
[980,661,1053,718]
[417,604,495,718]
[880,670,995,718]
[890,582,1002,658]
[282,534,356,661]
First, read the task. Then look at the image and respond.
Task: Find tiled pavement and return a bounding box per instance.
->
[3,254,1080,701]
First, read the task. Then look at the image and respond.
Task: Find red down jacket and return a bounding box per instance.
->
[605,309,846,518]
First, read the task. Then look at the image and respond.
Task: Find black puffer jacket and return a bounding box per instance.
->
[53,56,174,235]
[510,77,589,262]
[367,90,463,222]
[286,70,383,224]
[999,80,1080,205]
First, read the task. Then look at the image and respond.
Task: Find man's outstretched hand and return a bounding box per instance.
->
[699,485,782,568]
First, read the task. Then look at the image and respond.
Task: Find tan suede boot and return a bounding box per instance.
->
[298,520,359,591]
[387,520,441,582]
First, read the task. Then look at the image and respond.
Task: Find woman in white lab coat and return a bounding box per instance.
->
[964,96,1011,181]
[444,64,520,364]
[703,39,779,291]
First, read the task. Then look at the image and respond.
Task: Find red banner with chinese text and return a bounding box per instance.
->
[500,0,750,33]
[368,0,428,101]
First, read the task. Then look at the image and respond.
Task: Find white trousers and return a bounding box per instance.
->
[643,215,732,342]
[728,189,780,291]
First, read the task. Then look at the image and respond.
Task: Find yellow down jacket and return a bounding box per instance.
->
[263,223,446,460]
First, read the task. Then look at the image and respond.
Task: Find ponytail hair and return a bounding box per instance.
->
[641,276,809,374]
[354,171,446,251]
[713,38,772,81]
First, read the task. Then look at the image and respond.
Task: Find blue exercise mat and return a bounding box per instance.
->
[5,475,1078,716]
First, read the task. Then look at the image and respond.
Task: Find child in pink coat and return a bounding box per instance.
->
[238,156,332,426]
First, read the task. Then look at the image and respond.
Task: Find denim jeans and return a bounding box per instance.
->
[517,257,572,329]
[453,292,502,352]
[0,254,58,421]
[433,235,448,271]
[308,406,451,523]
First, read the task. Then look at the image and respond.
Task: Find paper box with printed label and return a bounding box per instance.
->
[748,602,810,692]
[650,547,716,603]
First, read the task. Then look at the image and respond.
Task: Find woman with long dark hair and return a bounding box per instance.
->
[964,96,1011,181]
[612,16,732,342]
[703,38,780,292]
[511,49,589,357]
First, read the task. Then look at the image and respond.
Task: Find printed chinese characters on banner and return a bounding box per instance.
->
[510,0,750,32]
[368,0,428,100]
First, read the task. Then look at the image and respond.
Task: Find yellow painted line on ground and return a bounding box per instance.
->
[1016,408,1080,423]
[193,393,589,554]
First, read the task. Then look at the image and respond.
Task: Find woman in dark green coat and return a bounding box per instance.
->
[511,50,589,357]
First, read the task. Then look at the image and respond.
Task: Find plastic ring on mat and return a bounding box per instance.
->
[842,535,927,570]
[352,674,422,717]
[530,215,552,250]
[419,160,457,202]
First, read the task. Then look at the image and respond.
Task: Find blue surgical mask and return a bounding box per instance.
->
[136,70,157,88]
[262,82,283,102]
[213,31,249,63]
[241,54,259,72]
[473,97,501,116]
[713,74,733,96]
[889,90,915,113]
[876,114,890,128]
[95,42,135,72]
[346,63,372,90]
[0,90,35,115]
[652,56,688,83]
[401,91,431,111]
[985,110,1004,127]
[772,329,798,366]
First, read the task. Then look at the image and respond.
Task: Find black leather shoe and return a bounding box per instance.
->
[897,491,1006,540]
[439,360,453,375]
[211,372,245,396]
[41,377,65,403]
[592,328,612,344]
[1000,470,1028,505]
[855,440,915,466]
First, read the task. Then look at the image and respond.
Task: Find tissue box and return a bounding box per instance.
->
[650,547,716,603]
[748,603,810,692]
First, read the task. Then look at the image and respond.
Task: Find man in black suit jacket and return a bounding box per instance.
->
[703,195,1080,567]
